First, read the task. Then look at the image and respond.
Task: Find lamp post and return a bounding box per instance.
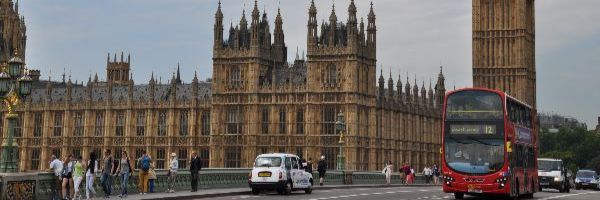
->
[335,111,346,171]
[0,51,33,173]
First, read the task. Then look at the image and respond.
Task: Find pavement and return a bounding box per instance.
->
[94,185,600,200]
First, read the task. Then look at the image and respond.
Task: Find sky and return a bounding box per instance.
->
[19,0,600,129]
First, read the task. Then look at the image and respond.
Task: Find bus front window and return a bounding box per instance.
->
[445,137,505,174]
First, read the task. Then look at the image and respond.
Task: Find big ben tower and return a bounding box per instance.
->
[472,0,536,107]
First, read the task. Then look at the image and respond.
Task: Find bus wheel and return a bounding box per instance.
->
[454,192,464,199]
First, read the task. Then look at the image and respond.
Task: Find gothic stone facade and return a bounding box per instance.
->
[472,0,536,107]
[2,0,445,172]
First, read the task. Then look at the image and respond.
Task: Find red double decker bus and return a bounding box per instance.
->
[441,88,538,199]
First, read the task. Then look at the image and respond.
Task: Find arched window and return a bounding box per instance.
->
[95,112,104,136]
[230,66,242,87]
[326,65,337,85]
[158,110,167,136]
[180,110,189,136]
[136,111,146,136]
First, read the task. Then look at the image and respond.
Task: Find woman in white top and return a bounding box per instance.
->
[85,152,99,199]
[382,161,393,185]
[166,153,179,193]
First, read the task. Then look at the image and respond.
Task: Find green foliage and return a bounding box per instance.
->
[539,127,600,173]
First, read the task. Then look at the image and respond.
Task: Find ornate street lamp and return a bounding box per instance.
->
[335,111,346,171]
[0,51,32,173]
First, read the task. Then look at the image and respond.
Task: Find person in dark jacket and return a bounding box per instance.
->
[317,156,327,186]
[305,158,313,174]
[189,151,202,192]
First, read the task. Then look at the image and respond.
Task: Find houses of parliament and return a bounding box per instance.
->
[2,0,455,172]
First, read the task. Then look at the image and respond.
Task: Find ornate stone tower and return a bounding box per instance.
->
[211,0,288,167]
[306,0,376,95]
[0,0,26,64]
[472,0,536,107]
[106,52,131,86]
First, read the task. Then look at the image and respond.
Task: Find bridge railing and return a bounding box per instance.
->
[0,169,427,200]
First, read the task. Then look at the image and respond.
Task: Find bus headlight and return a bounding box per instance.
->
[495,176,508,188]
[442,175,455,186]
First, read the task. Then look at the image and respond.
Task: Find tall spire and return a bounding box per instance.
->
[176,63,182,84]
[328,3,337,47]
[367,1,377,50]
[348,0,357,23]
[347,0,358,42]
[251,0,260,23]
[250,0,260,47]
[214,0,224,49]
[274,6,284,46]
[307,0,318,48]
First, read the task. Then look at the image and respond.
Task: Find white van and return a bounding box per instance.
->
[248,153,313,195]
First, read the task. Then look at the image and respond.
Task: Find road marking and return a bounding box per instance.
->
[539,191,599,200]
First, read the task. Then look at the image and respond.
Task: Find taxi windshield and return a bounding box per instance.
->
[254,157,282,167]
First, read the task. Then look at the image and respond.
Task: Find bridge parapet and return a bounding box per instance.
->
[0,169,426,200]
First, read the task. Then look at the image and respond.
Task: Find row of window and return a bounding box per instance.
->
[228,65,338,88]
[2,110,211,137]
[3,106,343,137]
[260,108,305,134]
[229,106,339,135]
[507,98,533,128]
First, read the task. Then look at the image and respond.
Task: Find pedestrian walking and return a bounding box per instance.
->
[49,154,64,200]
[423,165,432,184]
[85,152,98,199]
[148,163,157,193]
[167,153,179,193]
[73,156,85,200]
[189,151,202,192]
[305,158,313,174]
[101,149,115,198]
[137,150,151,195]
[317,156,327,186]
[115,151,133,198]
[61,154,75,200]
[400,163,411,184]
[409,167,415,184]
[433,164,440,185]
[382,161,393,185]
[301,158,307,170]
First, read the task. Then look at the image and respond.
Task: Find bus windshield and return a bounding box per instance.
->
[446,90,503,120]
[444,137,505,174]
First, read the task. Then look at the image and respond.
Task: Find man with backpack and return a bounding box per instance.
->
[137,150,152,195]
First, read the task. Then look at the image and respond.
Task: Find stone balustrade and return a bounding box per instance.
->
[0,169,426,200]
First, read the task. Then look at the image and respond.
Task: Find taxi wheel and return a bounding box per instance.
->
[305,185,313,194]
[284,181,293,195]
[251,188,260,195]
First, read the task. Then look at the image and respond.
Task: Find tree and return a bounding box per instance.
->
[539,127,600,172]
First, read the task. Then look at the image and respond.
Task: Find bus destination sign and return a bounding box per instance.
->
[449,125,496,135]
